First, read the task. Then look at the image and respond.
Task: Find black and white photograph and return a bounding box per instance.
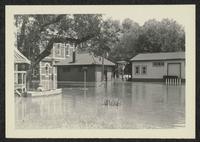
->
[5,5,195,138]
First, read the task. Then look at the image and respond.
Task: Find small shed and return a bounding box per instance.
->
[55,53,115,84]
[14,48,30,93]
[130,52,185,82]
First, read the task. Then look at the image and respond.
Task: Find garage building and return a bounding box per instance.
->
[130,52,185,82]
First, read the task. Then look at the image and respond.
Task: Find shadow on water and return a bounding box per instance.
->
[15,81,185,129]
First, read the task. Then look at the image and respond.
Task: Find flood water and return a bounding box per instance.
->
[15,81,185,129]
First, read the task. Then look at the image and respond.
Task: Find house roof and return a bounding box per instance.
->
[130,52,185,61]
[14,48,31,64]
[116,60,128,64]
[55,53,115,66]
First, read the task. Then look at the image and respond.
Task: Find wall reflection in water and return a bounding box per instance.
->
[15,82,185,129]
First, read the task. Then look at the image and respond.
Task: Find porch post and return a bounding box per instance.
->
[24,73,26,92]
[21,72,24,93]
[52,60,55,89]
[15,64,18,84]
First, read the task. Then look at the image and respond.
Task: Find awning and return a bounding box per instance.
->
[14,48,31,64]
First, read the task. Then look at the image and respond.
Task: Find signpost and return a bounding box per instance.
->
[82,66,88,91]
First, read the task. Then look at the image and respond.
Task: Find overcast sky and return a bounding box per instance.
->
[104,14,182,26]
[100,5,193,27]
[11,5,194,28]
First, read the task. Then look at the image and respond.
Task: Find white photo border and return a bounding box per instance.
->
[5,5,196,138]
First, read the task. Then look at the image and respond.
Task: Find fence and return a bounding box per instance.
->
[163,75,182,85]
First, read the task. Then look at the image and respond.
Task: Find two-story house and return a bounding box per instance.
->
[31,43,74,90]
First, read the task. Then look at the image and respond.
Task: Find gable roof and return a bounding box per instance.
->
[130,52,185,61]
[55,53,115,66]
[14,48,31,64]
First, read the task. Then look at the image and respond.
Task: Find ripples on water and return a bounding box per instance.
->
[15,81,185,129]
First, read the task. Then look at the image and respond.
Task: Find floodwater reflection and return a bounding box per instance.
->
[15,81,185,129]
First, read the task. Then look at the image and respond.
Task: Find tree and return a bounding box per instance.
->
[159,18,185,51]
[136,18,185,53]
[84,18,121,56]
[110,18,141,60]
[109,18,185,77]
[15,14,103,67]
[83,18,121,81]
[110,18,185,62]
[15,14,103,89]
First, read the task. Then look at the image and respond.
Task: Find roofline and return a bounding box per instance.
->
[131,58,185,62]
[54,64,115,66]
[15,48,31,64]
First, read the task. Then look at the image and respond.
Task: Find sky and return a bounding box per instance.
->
[10,5,194,28]
[100,5,193,27]
[104,14,180,26]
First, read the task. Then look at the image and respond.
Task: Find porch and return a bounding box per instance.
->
[14,71,27,93]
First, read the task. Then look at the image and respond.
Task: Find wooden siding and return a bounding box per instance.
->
[57,65,114,82]
[95,66,114,81]
[57,65,96,82]
[132,60,185,79]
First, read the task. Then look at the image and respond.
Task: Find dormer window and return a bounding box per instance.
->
[55,43,61,56]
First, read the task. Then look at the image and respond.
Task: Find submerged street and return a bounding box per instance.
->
[15,81,185,129]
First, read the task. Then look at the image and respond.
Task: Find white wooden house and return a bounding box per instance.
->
[130,52,185,82]
[14,48,30,93]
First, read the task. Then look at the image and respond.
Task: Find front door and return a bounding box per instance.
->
[167,63,181,78]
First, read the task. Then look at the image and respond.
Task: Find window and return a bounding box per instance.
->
[18,73,22,84]
[45,64,50,76]
[141,66,147,74]
[153,61,164,67]
[135,66,140,74]
[65,44,70,57]
[55,43,61,55]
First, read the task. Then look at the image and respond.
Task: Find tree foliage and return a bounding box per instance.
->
[85,18,121,57]
[14,14,103,66]
[110,18,185,61]
[15,15,185,65]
